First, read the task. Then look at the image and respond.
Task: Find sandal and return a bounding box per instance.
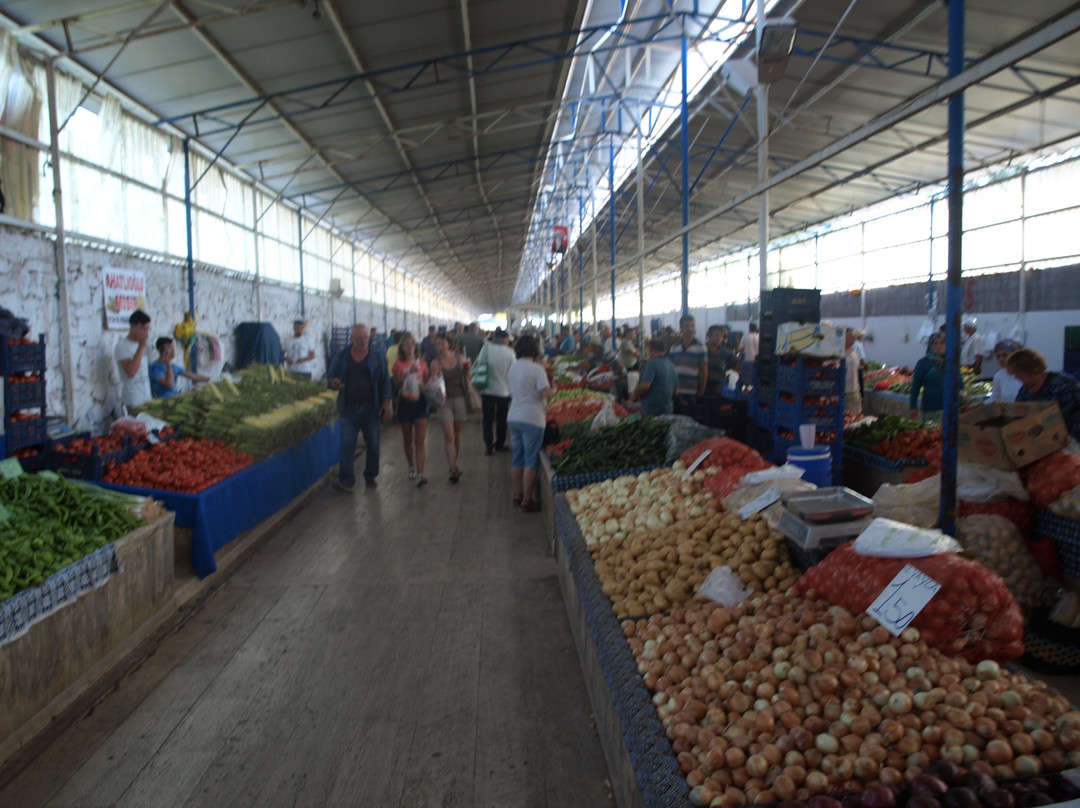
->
[512,494,523,506]
[416,475,428,488]
[449,471,461,484]
[521,500,541,513]
[408,467,417,481]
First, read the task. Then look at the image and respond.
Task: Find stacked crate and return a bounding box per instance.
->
[772,356,846,483]
[2,335,48,470]
[751,288,821,455]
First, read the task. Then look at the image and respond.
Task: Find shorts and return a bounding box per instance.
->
[438,395,467,422]
[509,421,544,470]
[397,393,429,422]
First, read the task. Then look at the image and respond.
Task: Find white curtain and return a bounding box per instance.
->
[0,39,42,220]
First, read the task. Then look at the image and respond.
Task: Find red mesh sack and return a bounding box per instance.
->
[680,437,763,471]
[1021,450,1080,509]
[958,497,1035,536]
[703,457,774,503]
[796,543,1024,662]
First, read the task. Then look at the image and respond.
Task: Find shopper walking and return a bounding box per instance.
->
[328,324,393,492]
[431,333,468,483]
[739,322,760,364]
[909,333,946,421]
[481,328,516,455]
[507,335,555,512]
[844,327,862,414]
[284,319,317,378]
[391,334,430,487]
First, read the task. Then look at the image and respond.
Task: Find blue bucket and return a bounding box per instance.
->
[787,445,832,487]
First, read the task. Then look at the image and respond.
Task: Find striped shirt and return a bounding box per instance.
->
[668,339,707,396]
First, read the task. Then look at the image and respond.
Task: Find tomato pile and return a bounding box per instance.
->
[546,395,629,427]
[102,438,254,493]
[797,543,1025,662]
[59,435,127,455]
[871,427,942,461]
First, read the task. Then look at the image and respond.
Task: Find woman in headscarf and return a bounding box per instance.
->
[909,333,945,421]
[988,339,1023,403]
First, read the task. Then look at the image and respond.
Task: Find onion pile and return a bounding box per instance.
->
[567,465,719,546]
[623,592,1080,808]
[591,511,799,618]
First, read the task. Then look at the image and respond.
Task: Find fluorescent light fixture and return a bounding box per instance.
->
[758,17,797,84]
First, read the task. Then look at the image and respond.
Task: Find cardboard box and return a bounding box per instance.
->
[776,321,846,358]
[958,401,1069,469]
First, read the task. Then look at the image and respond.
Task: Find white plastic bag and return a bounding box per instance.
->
[742,463,810,485]
[872,475,940,528]
[591,399,618,430]
[423,374,446,407]
[853,517,962,557]
[698,566,754,607]
[956,461,1028,503]
[402,370,422,401]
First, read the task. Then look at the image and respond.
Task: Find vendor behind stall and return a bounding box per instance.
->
[909,333,945,421]
[961,318,986,375]
[1008,347,1080,443]
[149,337,209,398]
[988,339,1023,403]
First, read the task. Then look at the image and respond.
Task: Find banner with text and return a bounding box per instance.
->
[103,268,148,330]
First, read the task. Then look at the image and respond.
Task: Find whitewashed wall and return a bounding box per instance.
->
[0,225,376,434]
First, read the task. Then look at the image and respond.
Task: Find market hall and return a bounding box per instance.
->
[3,2,1080,807]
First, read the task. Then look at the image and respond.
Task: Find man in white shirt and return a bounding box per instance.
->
[961,318,986,376]
[285,319,317,378]
[114,309,153,409]
[739,322,760,364]
[481,328,517,455]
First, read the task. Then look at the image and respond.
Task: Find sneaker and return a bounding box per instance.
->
[408,467,417,481]
[332,478,354,493]
[484,447,493,456]
[416,475,427,488]
[364,478,377,489]
[495,445,510,453]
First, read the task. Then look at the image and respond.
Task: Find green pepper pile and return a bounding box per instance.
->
[0,474,141,601]
[845,413,927,450]
[555,417,669,476]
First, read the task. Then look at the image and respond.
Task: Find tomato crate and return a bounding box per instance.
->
[49,434,133,480]
[1,335,46,374]
[753,399,775,428]
[776,358,844,395]
[775,398,845,430]
[4,377,46,412]
[5,415,48,454]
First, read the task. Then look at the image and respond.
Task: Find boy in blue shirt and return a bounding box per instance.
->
[149,337,209,398]
[629,338,678,416]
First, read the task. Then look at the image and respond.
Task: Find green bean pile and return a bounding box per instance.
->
[0,474,141,600]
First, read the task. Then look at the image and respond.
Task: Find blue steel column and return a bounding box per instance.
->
[297,212,306,319]
[680,33,690,319]
[183,139,198,372]
[609,136,617,352]
[940,0,965,535]
[578,192,586,346]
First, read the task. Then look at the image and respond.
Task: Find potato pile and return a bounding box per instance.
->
[589,511,800,618]
[956,514,1055,612]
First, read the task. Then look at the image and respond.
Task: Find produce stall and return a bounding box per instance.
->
[545,420,1080,808]
[0,468,174,765]
[99,422,339,578]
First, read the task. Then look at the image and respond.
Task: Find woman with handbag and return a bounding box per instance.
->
[431,332,468,483]
[507,335,555,512]
[391,334,430,487]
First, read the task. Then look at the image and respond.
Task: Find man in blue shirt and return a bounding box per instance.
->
[629,338,678,416]
[558,326,577,354]
[148,337,208,398]
[328,324,393,492]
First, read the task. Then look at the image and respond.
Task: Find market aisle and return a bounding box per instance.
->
[1,418,614,808]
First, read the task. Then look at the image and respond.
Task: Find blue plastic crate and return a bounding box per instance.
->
[753,399,775,427]
[775,398,845,430]
[5,415,47,454]
[551,464,659,493]
[4,377,45,412]
[776,357,844,395]
[0,335,46,374]
[49,434,132,480]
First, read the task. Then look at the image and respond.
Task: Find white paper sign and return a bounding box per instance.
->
[867,564,941,636]
[737,486,780,520]
[102,267,148,330]
[684,448,711,476]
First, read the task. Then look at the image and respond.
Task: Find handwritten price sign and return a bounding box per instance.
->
[867,565,941,636]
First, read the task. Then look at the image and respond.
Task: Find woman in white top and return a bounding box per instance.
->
[988,339,1024,403]
[506,335,555,512]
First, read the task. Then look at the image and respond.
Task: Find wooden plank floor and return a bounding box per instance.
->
[1,418,615,808]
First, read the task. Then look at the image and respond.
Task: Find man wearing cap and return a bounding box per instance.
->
[961,318,986,376]
[285,319,316,379]
[481,328,516,455]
